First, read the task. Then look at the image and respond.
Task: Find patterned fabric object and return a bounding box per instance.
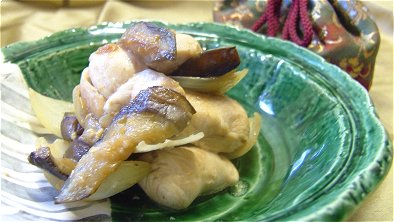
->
[213,0,380,90]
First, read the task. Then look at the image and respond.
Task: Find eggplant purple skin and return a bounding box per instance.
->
[115,86,196,127]
[64,139,91,162]
[28,147,68,180]
[60,113,90,161]
[61,113,84,141]
[170,47,241,77]
[118,22,176,64]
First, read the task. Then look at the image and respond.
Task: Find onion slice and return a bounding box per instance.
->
[28,88,74,137]
[135,132,204,153]
[86,161,151,201]
[43,160,151,201]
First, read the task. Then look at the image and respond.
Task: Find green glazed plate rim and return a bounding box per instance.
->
[1,21,392,221]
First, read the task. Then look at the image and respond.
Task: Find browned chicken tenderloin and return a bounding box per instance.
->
[55,86,195,203]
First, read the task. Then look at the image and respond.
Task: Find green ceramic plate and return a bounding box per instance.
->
[1,21,392,221]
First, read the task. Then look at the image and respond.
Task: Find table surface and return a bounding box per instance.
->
[1,1,392,221]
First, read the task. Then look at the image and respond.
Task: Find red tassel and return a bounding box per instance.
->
[251,0,282,37]
[251,0,313,47]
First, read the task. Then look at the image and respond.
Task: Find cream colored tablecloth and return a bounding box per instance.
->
[1,0,392,221]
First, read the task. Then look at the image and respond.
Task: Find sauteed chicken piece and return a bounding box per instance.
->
[138,145,239,209]
[88,43,146,99]
[177,90,249,154]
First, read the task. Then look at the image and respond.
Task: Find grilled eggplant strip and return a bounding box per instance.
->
[55,86,195,203]
[170,47,240,77]
[119,22,176,65]
[61,113,84,141]
[28,147,69,181]
[63,139,91,162]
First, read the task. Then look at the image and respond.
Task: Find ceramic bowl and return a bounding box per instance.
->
[1,22,392,221]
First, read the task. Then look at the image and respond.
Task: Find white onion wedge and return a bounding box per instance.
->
[43,160,151,201]
[135,132,204,153]
[86,161,151,201]
[28,88,73,137]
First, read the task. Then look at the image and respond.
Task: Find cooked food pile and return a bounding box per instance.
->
[27,22,261,210]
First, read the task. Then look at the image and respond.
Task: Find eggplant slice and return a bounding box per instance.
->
[63,139,91,162]
[28,147,69,181]
[170,47,240,77]
[61,113,84,141]
[55,86,195,203]
[119,22,176,65]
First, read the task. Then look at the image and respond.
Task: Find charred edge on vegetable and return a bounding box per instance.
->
[170,47,240,77]
[28,147,68,180]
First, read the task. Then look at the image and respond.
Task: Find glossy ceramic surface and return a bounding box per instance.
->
[1,21,392,221]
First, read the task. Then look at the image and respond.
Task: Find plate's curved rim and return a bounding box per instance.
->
[1,21,392,221]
